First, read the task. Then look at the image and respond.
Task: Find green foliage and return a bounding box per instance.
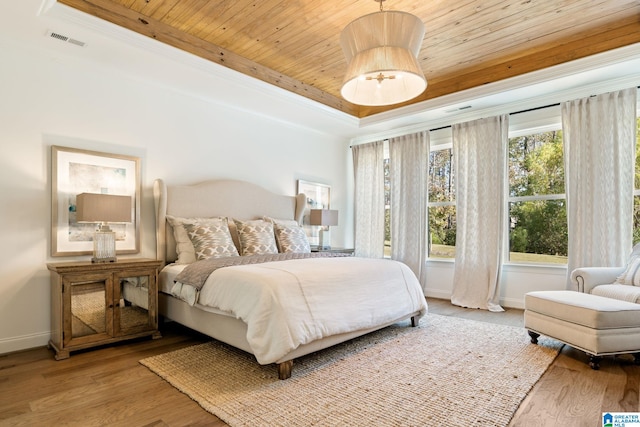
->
[384,207,390,244]
[429,149,454,201]
[508,130,568,257]
[510,200,568,256]
[509,130,564,197]
[510,227,528,253]
[428,148,456,257]
[428,205,456,251]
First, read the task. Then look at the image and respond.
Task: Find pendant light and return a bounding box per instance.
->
[340,0,427,106]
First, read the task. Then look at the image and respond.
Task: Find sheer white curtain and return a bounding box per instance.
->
[451,115,508,312]
[352,140,385,258]
[562,87,637,286]
[389,131,429,288]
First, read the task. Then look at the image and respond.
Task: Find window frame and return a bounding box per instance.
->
[427,142,456,259]
[504,123,567,265]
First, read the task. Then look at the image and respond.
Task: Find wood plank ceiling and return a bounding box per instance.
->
[59,0,640,118]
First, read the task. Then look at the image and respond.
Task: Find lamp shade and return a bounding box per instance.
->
[309,209,339,226]
[76,193,132,223]
[340,10,426,106]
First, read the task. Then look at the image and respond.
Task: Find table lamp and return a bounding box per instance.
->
[309,209,338,250]
[75,193,132,263]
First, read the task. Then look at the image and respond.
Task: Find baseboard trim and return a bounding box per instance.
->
[0,332,50,355]
[425,290,525,310]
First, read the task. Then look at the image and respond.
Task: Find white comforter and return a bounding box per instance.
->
[196,256,427,364]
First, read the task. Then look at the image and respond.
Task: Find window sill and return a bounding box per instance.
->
[425,257,567,273]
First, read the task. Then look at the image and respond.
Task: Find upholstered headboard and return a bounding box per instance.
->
[153,178,306,264]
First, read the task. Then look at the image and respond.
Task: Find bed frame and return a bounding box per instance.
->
[153,178,420,379]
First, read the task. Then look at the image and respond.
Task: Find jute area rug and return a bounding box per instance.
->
[140,314,561,427]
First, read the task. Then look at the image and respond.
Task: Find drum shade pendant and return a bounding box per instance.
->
[340,0,426,106]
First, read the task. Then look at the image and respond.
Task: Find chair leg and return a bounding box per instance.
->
[589,355,601,370]
[527,330,539,344]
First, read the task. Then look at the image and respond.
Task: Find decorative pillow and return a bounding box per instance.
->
[274,223,311,253]
[615,255,640,286]
[233,219,278,255]
[182,219,239,261]
[166,216,237,263]
[592,284,640,303]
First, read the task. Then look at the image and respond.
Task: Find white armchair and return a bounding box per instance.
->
[570,266,626,294]
[570,244,640,303]
[527,244,640,370]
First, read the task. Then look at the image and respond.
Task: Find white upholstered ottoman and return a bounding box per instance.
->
[524,290,640,369]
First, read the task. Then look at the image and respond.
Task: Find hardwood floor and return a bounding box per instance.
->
[427,298,640,427]
[0,298,637,426]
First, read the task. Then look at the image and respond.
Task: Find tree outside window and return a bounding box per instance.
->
[508,129,567,263]
[428,147,456,258]
[384,156,391,257]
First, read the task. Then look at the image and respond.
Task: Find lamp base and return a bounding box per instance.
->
[318,228,331,251]
[92,227,117,263]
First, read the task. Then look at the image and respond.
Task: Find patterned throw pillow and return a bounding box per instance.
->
[234,219,278,255]
[168,216,235,264]
[274,223,311,253]
[181,219,239,261]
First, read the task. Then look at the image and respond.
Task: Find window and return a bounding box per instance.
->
[428,146,456,259]
[383,155,391,257]
[507,129,568,264]
[374,102,638,265]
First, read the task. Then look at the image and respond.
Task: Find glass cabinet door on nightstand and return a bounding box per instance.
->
[64,272,113,348]
[114,268,158,336]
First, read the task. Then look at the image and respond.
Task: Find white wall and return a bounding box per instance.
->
[0,6,352,354]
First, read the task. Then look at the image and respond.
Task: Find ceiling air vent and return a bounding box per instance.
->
[46,30,87,47]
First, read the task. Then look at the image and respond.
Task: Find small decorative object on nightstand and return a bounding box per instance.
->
[47,258,163,360]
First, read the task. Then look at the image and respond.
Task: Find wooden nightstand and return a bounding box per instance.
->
[47,258,163,360]
[311,247,355,255]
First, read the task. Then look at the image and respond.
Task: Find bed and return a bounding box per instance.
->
[153,178,427,379]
